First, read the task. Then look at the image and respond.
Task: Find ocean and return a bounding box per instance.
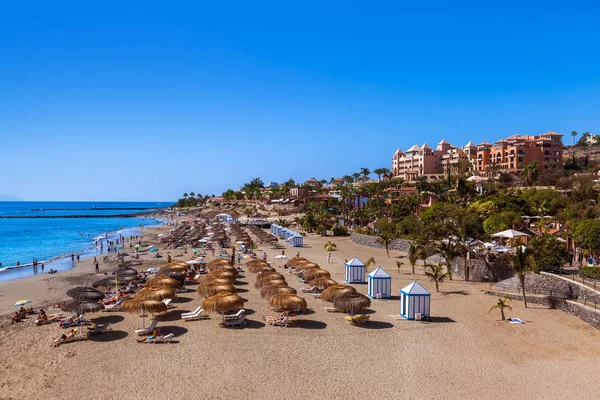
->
[0,201,172,282]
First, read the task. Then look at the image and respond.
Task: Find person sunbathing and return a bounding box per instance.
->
[137,328,162,343]
[11,312,22,325]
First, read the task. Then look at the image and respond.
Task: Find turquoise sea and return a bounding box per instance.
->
[0,201,172,282]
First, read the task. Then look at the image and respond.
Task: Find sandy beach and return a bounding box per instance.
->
[1,220,600,400]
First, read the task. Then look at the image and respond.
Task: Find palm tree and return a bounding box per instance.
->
[365,257,376,270]
[324,241,337,251]
[435,241,459,281]
[513,244,534,308]
[408,241,419,275]
[183,192,188,199]
[373,168,386,182]
[520,161,540,187]
[380,168,392,182]
[571,130,577,145]
[489,296,512,320]
[189,191,195,198]
[395,260,404,275]
[419,246,429,268]
[424,263,450,292]
[342,175,354,184]
[376,232,396,257]
[352,172,361,182]
[360,167,371,181]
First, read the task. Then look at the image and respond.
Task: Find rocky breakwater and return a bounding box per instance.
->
[349,232,411,253]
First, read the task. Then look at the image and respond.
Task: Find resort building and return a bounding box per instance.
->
[392,132,564,181]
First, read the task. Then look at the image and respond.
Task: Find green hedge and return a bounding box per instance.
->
[580,266,600,280]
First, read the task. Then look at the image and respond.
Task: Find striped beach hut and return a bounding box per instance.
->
[270,224,279,234]
[291,234,303,248]
[367,266,391,299]
[280,228,288,239]
[275,226,283,237]
[345,257,366,283]
[400,281,430,320]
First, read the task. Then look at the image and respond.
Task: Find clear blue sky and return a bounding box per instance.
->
[0,1,599,201]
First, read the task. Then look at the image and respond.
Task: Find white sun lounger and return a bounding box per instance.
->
[223,309,245,320]
[224,315,247,328]
[182,307,208,321]
[162,298,173,308]
[103,299,124,312]
[135,320,158,336]
[325,307,341,313]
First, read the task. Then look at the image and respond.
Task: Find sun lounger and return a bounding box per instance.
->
[137,333,175,344]
[103,299,124,312]
[300,286,320,293]
[223,309,245,320]
[264,315,289,327]
[35,315,61,326]
[508,318,526,324]
[60,318,90,328]
[182,307,209,321]
[162,298,173,308]
[181,305,203,318]
[53,328,87,347]
[135,320,158,335]
[312,293,322,298]
[325,307,341,313]
[223,315,247,328]
[87,323,112,335]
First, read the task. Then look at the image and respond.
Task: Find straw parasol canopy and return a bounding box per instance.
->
[260,285,297,299]
[113,268,138,276]
[256,272,285,281]
[146,275,183,289]
[321,285,357,302]
[285,257,307,268]
[206,270,236,281]
[333,292,371,315]
[252,265,275,273]
[122,298,168,314]
[308,278,338,291]
[122,298,167,329]
[198,283,236,298]
[207,259,233,268]
[295,262,320,271]
[198,276,232,286]
[255,278,287,289]
[92,277,128,288]
[66,287,105,301]
[209,264,238,275]
[268,294,307,312]
[62,300,105,313]
[302,268,331,281]
[247,260,270,273]
[202,292,246,314]
[134,287,175,301]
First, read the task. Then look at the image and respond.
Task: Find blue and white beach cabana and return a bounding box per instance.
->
[291,234,303,248]
[367,266,391,299]
[400,281,430,320]
[275,226,283,237]
[345,257,366,283]
[270,224,279,234]
[280,228,288,239]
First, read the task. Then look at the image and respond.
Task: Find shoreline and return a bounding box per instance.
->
[0,215,169,283]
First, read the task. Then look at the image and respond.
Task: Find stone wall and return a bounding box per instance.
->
[494,272,600,304]
[349,232,411,252]
[487,290,600,330]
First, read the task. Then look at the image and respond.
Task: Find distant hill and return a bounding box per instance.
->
[564,145,600,165]
[0,193,24,201]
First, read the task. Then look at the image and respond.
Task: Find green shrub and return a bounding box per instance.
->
[580,266,600,280]
[332,226,348,236]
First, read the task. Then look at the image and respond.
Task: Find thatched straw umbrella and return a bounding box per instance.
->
[158,265,189,275]
[66,287,105,301]
[295,262,320,271]
[92,277,127,288]
[197,276,232,286]
[285,257,307,268]
[308,278,338,291]
[207,259,233,268]
[260,285,297,299]
[209,264,238,275]
[122,298,167,328]
[247,260,270,273]
[302,268,331,281]
[198,283,236,298]
[268,294,307,312]
[321,285,357,302]
[134,287,175,301]
[255,278,287,289]
[206,270,236,282]
[202,292,246,322]
[252,265,276,273]
[113,268,138,276]
[333,292,371,315]
[256,272,284,281]
[146,276,183,289]
[62,299,105,313]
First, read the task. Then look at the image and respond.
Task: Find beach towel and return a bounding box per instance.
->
[508,318,526,324]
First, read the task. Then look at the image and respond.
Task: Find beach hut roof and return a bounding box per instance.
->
[345,257,366,267]
[401,281,430,295]
[368,266,391,278]
[491,229,530,239]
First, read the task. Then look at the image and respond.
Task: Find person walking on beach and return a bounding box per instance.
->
[71,254,75,262]
[95,260,100,273]
[76,254,80,262]
[327,253,331,263]
[41,263,44,272]
[262,252,267,262]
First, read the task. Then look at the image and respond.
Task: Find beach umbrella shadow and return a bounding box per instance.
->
[174,296,194,304]
[91,315,124,324]
[353,321,394,330]
[154,310,187,322]
[158,325,188,337]
[87,330,129,342]
[289,320,327,330]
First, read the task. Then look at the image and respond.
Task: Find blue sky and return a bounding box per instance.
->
[0,1,599,201]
